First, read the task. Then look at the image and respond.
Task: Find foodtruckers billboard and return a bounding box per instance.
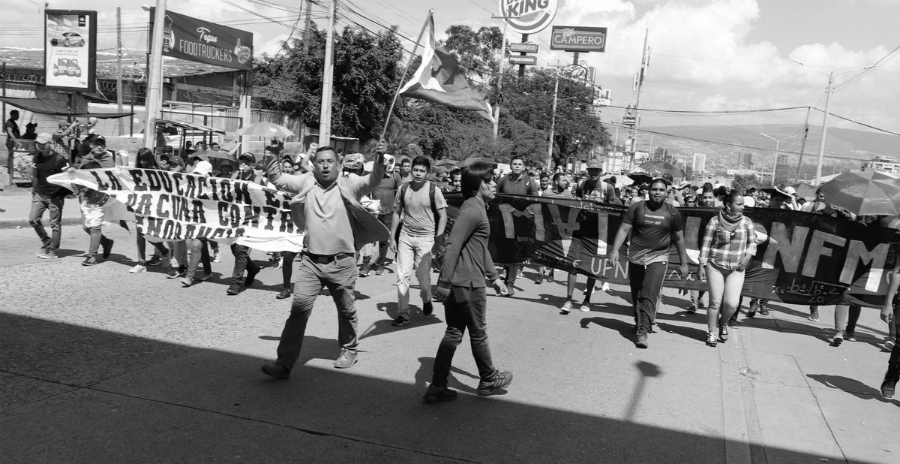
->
[499,0,559,35]
[550,26,608,52]
[150,8,253,71]
[44,10,97,92]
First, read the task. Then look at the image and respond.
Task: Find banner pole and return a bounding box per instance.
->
[380,9,433,142]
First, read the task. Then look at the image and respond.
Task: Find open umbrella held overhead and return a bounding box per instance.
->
[638,160,687,179]
[819,170,900,216]
[236,121,295,138]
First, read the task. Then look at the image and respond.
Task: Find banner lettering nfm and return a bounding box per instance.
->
[150,8,253,71]
[445,194,900,308]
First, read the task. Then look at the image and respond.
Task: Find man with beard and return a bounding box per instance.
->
[609,178,690,348]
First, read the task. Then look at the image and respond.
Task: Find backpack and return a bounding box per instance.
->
[394,181,439,243]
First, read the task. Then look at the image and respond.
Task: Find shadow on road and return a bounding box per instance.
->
[807,374,898,405]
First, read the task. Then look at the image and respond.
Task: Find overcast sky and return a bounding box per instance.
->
[3,0,900,137]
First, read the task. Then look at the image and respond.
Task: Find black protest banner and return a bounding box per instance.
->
[443,193,900,307]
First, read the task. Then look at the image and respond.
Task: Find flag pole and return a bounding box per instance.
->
[380,9,433,141]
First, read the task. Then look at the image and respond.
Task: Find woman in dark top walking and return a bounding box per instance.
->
[424,162,513,404]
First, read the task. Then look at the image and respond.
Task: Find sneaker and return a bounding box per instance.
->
[423,302,433,316]
[276,288,292,299]
[226,283,241,295]
[687,302,698,314]
[844,331,856,342]
[36,247,49,257]
[129,264,147,273]
[832,331,844,347]
[882,379,897,399]
[146,255,163,266]
[579,302,591,312]
[560,300,573,314]
[477,371,513,396]
[719,325,729,343]
[212,251,221,263]
[808,308,820,322]
[374,264,386,276]
[167,267,186,279]
[391,316,410,327]
[261,363,291,379]
[199,273,213,281]
[180,277,194,287]
[706,331,718,347]
[759,303,770,316]
[37,250,59,259]
[886,340,896,351]
[358,264,371,277]
[101,238,114,259]
[636,333,649,349]
[505,284,516,298]
[423,384,458,404]
[82,255,100,266]
[334,349,358,369]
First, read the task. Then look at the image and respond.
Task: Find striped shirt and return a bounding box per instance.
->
[699,214,758,271]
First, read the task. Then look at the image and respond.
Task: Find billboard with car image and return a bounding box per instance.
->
[44,10,97,92]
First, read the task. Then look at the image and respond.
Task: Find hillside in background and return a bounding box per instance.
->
[626,124,900,180]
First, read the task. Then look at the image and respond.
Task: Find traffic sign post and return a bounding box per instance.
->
[509,55,537,66]
[508,43,538,53]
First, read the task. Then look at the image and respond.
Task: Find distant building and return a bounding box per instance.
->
[868,155,900,174]
[692,153,706,173]
[736,152,753,169]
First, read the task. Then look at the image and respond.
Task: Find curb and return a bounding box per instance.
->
[0,217,84,229]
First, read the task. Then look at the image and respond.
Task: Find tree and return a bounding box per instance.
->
[731,173,760,193]
[440,25,503,82]
[253,24,405,144]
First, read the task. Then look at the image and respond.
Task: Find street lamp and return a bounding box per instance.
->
[792,59,874,185]
[760,133,797,184]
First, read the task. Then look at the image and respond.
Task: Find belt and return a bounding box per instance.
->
[306,252,353,264]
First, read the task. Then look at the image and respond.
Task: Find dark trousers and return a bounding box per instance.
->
[375,213,392,266]
[885,305,900,383]
[629,261,667,335]
[432,285,497,387]
[230,243,259,284]
[135,228,168,263]
[282,251,297,288]
[275,254,359,370]
[29,193,64,252]
[847,304,862,334]
[83,226,111,257]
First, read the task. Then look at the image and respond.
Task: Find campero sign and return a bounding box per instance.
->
[150,8,253,71]
[550,26,608,52]
[499,0,558,35]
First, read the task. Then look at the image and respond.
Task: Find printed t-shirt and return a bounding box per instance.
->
[624,200,683,265]
[394,181,447,237]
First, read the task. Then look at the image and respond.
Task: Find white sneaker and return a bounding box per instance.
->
[580,303,591,312]
[129,264,147,273]
[199,273,213,281]
[560,300,573,314]
[212,252,221,263]
[887,340,896,351]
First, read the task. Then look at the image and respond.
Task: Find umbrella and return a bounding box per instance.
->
[434,159,457,168]
[638,160,687,179]
[819,170,900,216]
[626,171,653,185]
[236,121,295,138]
[790,182,818,200]
[191,150,236,161]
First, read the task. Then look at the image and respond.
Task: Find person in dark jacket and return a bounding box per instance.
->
[30,132,70,259]
[73,135,116,266]
[423,162,513,404]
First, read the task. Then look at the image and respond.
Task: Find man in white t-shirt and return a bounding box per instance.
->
[389,156,448,326]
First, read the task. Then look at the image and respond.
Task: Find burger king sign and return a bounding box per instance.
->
[499,0,559,35]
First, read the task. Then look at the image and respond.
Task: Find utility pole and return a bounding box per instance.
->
[546,71,560,169]
[302,0,313,56]
[143,0,167,150]
[491,15,517,139]
[116,7,123,135]
[794,107,811,182]
[628,28,649,171]
[814,71,834,186]
[318,0,336,146]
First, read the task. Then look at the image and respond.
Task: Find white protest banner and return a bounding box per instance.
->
[49,168,304,252]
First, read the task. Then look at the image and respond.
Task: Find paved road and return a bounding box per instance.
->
[1,225,898,463]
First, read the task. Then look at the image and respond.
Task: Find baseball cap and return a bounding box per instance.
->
[587,159,602,170]
[35,132,52,144]
[238,152,256,164]
[678,180,692,189]
[167,156,185,167]
[192,160,213,176]
[783,186,797,196]
[662,173,674,183]
[90,135,106,146]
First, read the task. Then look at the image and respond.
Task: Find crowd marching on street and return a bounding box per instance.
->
[17,116,900,405]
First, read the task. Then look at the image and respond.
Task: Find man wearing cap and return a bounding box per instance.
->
[30,132,70,259]
[781,186,800,210]
[362,152,402,277]
[188,153,213,176]
[73,135,116,266]
[226,152,266,294]
[259,143,390,378]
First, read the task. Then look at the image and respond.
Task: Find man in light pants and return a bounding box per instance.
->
[389,156,447,326]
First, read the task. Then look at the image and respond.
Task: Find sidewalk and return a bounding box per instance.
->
[0,193,83,228]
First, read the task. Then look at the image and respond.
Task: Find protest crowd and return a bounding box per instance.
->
[20,119,900,405]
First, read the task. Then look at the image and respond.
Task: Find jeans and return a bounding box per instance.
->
[834,304,863,333]
[29,193,64,251]
[82,226,110,257]
[281,251,297,288]
[230,243,259,285]
[432,285,497,387]
[375,213,392,266]
[275,254,359,370]
[629,261,667,335]
[185,239,211,280]
[396,232,434,318]
[705,263,745,332]
[135,229,168,264]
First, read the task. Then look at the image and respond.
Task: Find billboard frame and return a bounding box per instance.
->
[44,9,97,93]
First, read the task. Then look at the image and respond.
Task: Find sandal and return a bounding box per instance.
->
[706,331,718,347]
[719,325,729,343]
